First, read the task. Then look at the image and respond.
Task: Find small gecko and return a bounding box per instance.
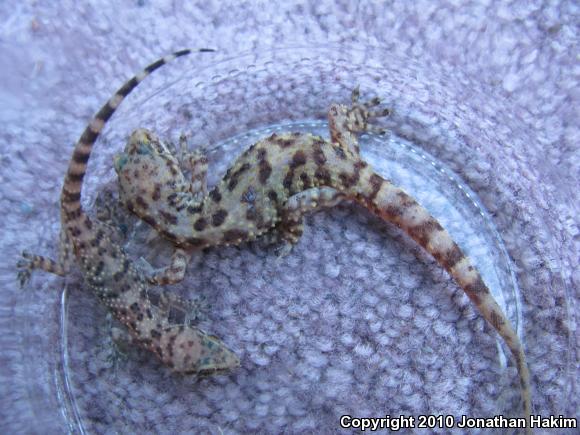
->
[16,49,239,375]
[114,87,532,425]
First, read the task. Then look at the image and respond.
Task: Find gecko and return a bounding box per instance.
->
[113,87,532,426]
[16,49,240,375]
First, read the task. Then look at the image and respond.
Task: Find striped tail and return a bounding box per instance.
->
[60,48,214,229]
[356,171,532,428]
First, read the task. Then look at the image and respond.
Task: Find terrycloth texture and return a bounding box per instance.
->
[1,1,577,433]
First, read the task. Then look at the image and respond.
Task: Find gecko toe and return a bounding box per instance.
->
[17,269,31,287]
[363,96,381,108]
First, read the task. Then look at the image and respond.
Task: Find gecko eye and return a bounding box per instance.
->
[137,142,152,155]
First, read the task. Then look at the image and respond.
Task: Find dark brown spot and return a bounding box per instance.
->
[72,149,91,164]
[159,229,179,243]
[236,162,251,174]
[314,167,331,185]
[142,215,158,228]
[185,237,205,246]
[299,172,311,188]
[256,147,267,161]
[223,229,248,243]
[407,219,443,247]
[212,209,228,227]
[135,195,148,210]
[465,276,490,295]
[268,190,278,203]
[290,150,307,168]
[63,191,81,203]
[194,218,207,231]
[165,159,178,176]
[130,302,140,313]
[160,210,178,225]
[187,204,203,214]
[312,142,327,165]
[283,170,294,190]
[152,183,162,201]
[259,160,272,184]
[275,137,294,148]
[67,172,83,183]
[227,177,239,191]
[167,192,178,206]
[488,309,505,331]
[144,58,165,74]
[96,101,116,122]
[65,209,81,222]
[94,261,104,277]
[209,187,222,203]
[368,174,383,201]
[396,191,415,209]
[339,171,358,188]
[225,162,251,191]
[436,244,464,270]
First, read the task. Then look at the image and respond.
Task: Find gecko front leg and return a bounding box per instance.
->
[115,129,208,285]
[177,133,209,201]
[145,247,192,286]
[268,187,346,256]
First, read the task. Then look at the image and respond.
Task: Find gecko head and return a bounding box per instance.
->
[114,128,159,173]
[191,334,241,376]
[161,325,240,375]
[114,128,190,223]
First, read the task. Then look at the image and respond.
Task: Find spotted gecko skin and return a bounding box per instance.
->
[114,88,532,426]
[16,49,239,375]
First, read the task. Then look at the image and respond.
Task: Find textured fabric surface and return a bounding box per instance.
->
[0,1,577,433]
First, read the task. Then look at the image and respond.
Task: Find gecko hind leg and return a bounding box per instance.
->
[147,287,207,325]
[144,247,193,286]
[329,88,391,155]
[17,227,72,287]
[269,187,345,256]
[107,319,132,369]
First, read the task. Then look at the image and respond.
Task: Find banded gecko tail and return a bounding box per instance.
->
[60,48,214,236]
[354,171,532,429]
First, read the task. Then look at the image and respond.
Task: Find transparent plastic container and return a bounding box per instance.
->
[5,44,572,433]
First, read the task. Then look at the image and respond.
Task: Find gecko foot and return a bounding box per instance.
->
[16,251,36,287]
[347,86,391,134]
[107,326,132,369]
[159,291,207,325]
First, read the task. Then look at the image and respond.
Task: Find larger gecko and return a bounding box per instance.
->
[16,49,239,374]
[114,87,532,424]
